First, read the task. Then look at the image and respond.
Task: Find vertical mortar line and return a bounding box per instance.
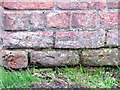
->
[28,12,32,32]
[53,31,56,48]
[70,11,72,30]
[78,49,83,66]
[53,0,56,11]
[104,29,108,47]
[106,0,109,10]
[104,0,109,47]
[27,51,31,68]
[44,11,48,31]
[96,10,99,30]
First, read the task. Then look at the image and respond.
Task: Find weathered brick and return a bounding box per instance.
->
[108,0,120,9]
[55,31,105,48]
[72,12,97,28]
[31,50,80,67]
[30,12,45,30]
[99,12,118,29]
[46,12,70,29]
[82,49,120,66]
[4,11,30,30]
[3,32,54,48]
[106,30,119,46]
[2,50,28,69]
[56,0,106,10]
[2,0,54,10]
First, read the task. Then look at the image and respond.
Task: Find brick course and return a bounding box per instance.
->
[2,0,54,10]
[3,32,54,49]
[56,0,106,10]
[55,31,105,48]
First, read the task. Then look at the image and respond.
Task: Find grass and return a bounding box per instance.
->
[0,65,119,88]
[56,66,120,88]
[0,67,40,88]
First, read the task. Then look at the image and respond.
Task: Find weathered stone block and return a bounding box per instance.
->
[106,30,119,46]
[72,12,97,28]
[31,51,80,67]
[30,12,45,30]
[2,0,54,10]
[82,49,120,66]
[99,12,118,29]
[4,11,46,31]
[4,11,30,30]
[56,0,106,10]
[3,32,54,49]
[55,31,105,48]
[108,0,120,9]
[46,12,70,29]
[2,50,28,69]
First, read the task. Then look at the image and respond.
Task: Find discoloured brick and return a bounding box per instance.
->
[106,30,119,46]
[2,0,54,10]
[82,49,120,66]
[31,50,80,67]
[55,31,105,48]
[3,32,54,49]
[99,12,118,29]
[2,50,28,69]
[56,0,106,10]
[72,12,97,28]
[46,12,70,29]
[4,11,30,30]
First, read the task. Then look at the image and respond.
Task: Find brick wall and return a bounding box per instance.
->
[0,0,119,69]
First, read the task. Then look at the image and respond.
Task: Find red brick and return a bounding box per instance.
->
[2,0,54,10]
[3,32,54,48]
[55,31,105,48]
[99,12,118,29]
[2,50,28,69]
[106,30,119,46]
[30,12,45,30]
[46,12,70,29]
[82,49,120,66]
[4,11,30,30]
[31,50,80,67]
[108,0,120,9]
[56,0,106,10]
[72,12,97,28]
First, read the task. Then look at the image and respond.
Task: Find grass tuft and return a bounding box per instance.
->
[0,67,40,88]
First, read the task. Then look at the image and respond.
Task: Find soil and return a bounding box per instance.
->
[29,71,86,88]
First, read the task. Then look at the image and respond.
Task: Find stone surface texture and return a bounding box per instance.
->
[31,51,80,67]
[82,49,120,66]
[2,50,28,69]
[3,32,54,49]
[55,31,105,48]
